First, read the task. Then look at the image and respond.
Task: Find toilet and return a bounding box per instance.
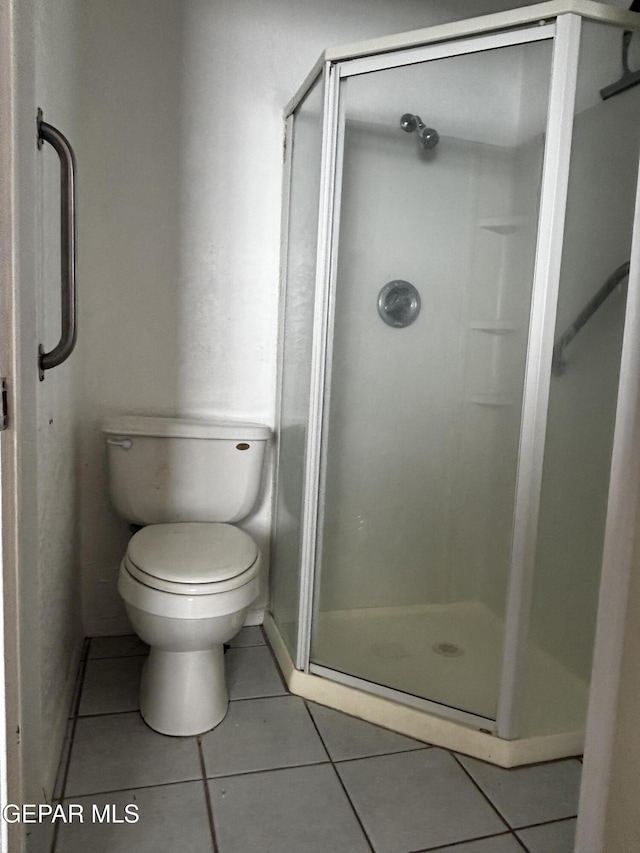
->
[103,415,270,736]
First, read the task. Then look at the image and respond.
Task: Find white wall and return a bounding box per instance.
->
[601,538,640,850]
[34,0,85,800]
[77,0,541,635]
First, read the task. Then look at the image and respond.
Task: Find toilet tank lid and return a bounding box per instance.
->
[102,415,271,441]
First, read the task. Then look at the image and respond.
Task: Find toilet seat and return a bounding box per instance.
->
[124,522,259,595]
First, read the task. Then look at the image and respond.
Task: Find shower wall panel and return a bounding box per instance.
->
[447,137,544,615]
[317,42,551,621]
[318,123,479,611]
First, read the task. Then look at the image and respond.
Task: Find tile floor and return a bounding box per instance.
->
[49,627,581,853]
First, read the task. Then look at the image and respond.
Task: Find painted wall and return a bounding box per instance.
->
[601,533,640,851]
[76,0,541,635]
[34,0,85,801]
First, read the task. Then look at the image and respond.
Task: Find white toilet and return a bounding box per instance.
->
[103,415,270,736]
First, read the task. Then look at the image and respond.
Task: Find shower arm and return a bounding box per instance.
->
[552,260,630,376]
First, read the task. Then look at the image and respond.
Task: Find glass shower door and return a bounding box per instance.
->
[310,36,553,722]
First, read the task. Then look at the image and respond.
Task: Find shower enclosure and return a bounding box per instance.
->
[268,0,640,765]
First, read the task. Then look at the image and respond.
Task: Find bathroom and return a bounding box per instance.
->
[2,0,640,851]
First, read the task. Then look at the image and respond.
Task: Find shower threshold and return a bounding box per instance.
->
[264,602,587,768]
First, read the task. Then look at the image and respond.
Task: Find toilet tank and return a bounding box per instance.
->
[103,416,270,526]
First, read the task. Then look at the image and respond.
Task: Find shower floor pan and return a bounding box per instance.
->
[264,601,587,767]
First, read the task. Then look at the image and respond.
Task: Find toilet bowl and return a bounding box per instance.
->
[118,522,260,735]
[103,415,270,736]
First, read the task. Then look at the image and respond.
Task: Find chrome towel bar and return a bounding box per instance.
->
[37,108,77,381]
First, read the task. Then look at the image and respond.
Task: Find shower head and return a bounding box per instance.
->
[418,125,439,150]
[400,113,439,151]
[400,113,422,133]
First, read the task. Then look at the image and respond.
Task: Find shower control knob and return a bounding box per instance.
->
[377,280,421,328]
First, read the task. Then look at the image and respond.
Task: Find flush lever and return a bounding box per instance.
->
[106,437,132,450]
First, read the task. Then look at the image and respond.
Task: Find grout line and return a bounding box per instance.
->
[302,701,332,761]
[302,699,375,852]
[302,702,523,853]
[58,633,557,853]
[450,752,516,833]
[332,746,432,764]
[228,691,289,703]
[450,753,532,851]
[74,708,141,720]
[70,638,91,718]
[197,737,219,853]
[204,758,332,782]
[302,697,433,761]
[410,829,529,852]
[85,652,149,662]
[303,696,435,748]
[512,832,531,852]
[50,638,91,853]
[62,775,204,801]
[514,814,579,831]
[451,753,579,850]
[328,763,376,852]
[63,761,339,799]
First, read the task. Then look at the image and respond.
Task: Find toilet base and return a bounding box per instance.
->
[140,646,229,736]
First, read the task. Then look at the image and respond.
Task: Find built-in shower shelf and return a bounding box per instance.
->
[469,393,513,407]
[470,321,517,335]
[477,216,528,235]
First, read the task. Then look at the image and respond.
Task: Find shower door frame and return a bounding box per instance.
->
[280,9,594,738]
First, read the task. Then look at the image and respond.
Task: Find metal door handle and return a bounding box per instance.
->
[37,108,77,381]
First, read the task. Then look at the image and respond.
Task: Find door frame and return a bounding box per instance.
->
[0,0,35,850]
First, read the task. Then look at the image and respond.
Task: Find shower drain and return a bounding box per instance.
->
[432,642,465,658]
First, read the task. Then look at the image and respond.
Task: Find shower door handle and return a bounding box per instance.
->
[37,108,78,381]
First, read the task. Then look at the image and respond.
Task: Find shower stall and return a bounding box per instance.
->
[267,0,640,766]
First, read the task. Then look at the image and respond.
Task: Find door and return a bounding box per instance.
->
[309,31,554,724]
